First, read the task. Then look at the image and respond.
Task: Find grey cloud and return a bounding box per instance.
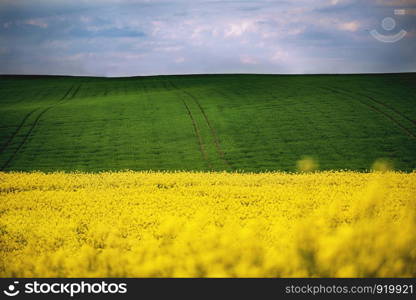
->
[0,0,415,76]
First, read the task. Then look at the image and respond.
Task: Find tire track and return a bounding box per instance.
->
[182,90,233,169]
[163,81,212,169]
[169,81,233,170]
[337,86,416,126]
[69,84,81,100]
[0,108,39,155]
[181,98,212,169]
[323,87,416,139]
[1,84,80,170]
[362,93,416,126]
[0,85,76,156]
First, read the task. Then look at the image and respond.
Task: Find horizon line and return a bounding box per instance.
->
[0,71,415,79]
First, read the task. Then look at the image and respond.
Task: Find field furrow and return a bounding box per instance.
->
[323,86,416,139]
[0,84,79,170]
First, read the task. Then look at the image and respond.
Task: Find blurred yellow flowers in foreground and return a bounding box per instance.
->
[0,171,415,277]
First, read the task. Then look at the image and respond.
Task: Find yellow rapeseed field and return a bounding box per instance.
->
[0,171,415,277]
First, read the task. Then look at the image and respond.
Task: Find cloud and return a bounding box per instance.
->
[23,18,48,28]
[338,21,360,31]
[271,49,290,63]
[240,55,258,65]
[224,20,257,38]
[0,0,415,76]
[376,0,416,6]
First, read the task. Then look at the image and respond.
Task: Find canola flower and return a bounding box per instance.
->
[0,171,415,277]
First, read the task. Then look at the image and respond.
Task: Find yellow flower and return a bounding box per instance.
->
[0,170,415,277]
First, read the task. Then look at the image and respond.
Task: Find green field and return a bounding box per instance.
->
[0,73,415,172]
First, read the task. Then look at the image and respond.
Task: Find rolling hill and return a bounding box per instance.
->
[0,73,415,172]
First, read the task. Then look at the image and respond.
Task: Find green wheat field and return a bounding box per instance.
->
[1,73,415,172]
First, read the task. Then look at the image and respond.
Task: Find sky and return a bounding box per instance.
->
[0,0,415,77]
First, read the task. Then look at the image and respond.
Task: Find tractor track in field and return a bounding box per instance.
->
[1,84,81,170]
[0,85,77,156]
[0,88,67,154]
[168,81,233,170]
[0,108,40,155]
[181,98,212,169]
[361,93,416,126]
[323,87,416,140]
[182,90,233,169]
[163,81,212,169]
[337,86,416,126]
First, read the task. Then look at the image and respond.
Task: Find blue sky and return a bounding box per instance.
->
[0,0,415,76]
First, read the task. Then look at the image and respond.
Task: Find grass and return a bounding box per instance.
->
[0,73,415,172]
